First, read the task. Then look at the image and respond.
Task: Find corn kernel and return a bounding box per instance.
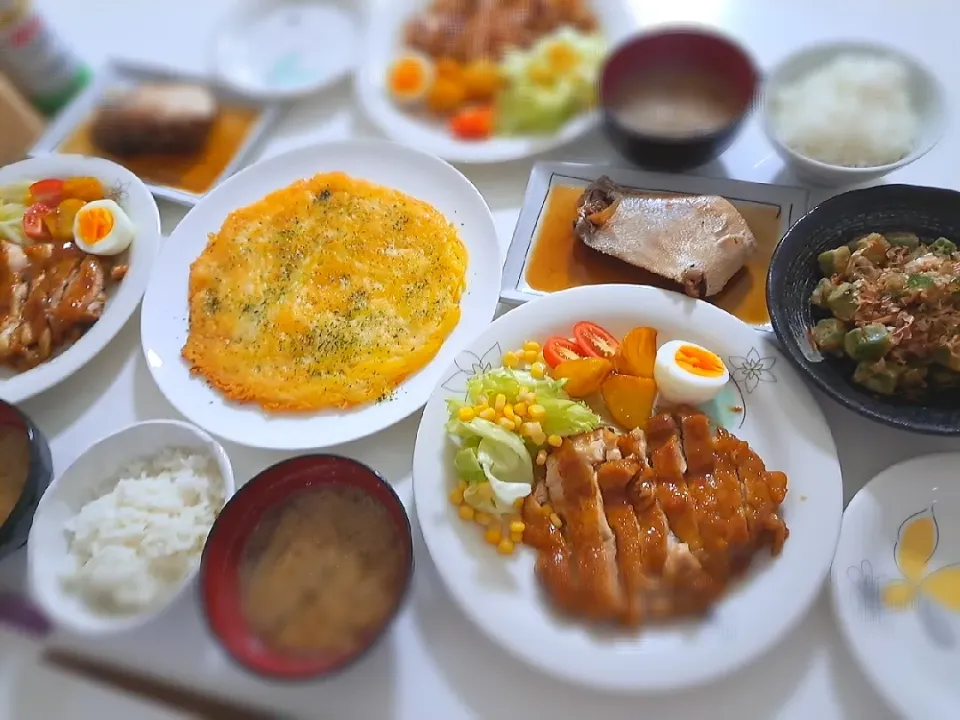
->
[536,449,547,466]
[498,416,516,431]
[530,362,546,379]
[541,503,553,515]
[497,538,515,555]
[503,351,520,368]
[449,487,464,504]
[475,402,490,414]
[547,434,562,448]
[513,402,527,417]
[478,407,496,421]
[485,527,502,544]
[523,341,540,352]
[523,349,539,363]
[509,520,525,534]
[458,406,476,422]
[532,433,546,447]
[510,531,524,543]
[528,404,546,419]
[494,393,506,411]
[503,404,515,420]
[458,505,475,520]
[477,483,493,501]
[550,512,563,528]
[475,511,491,526]
[513,497,524,509]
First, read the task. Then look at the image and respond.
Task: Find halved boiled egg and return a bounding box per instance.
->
[654,340,729,406]
[72,199,136,256]
[387,52,435,105]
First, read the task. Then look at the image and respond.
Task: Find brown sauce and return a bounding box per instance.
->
[239,485,405,656]
[0,425,29,526]
[609,71,741,137]
[59,105,260,196]
[524,184,781,325]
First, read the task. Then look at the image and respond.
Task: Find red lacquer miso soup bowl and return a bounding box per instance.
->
[200,454,414,680]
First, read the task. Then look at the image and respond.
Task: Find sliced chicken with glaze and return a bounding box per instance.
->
[522,408,788,628]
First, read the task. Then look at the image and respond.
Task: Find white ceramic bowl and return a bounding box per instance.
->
[0,154,162,403]
[27,420,234,636]
[761,41,946,187]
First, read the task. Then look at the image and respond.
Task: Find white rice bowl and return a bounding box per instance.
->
[61,449,225,614]
[769,52,919,168]
[27,420,234,636]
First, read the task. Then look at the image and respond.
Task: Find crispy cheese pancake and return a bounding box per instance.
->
[182,172,468,411]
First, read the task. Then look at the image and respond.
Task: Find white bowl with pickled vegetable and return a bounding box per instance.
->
[0,155,161,403]
[413,283,843,692]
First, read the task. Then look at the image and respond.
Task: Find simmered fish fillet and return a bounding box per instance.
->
[574,176,757,297]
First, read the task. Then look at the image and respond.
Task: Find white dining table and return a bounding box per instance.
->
[3,0,959,717]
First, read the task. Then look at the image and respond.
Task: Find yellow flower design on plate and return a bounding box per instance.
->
[882,505,960,613]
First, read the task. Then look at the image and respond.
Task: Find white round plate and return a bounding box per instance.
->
[0,155,161,404]
[140,138,501,451]
[412,284,843,691]
[355,0,634,164]
[213,0,357,101]
[832,453,960,720]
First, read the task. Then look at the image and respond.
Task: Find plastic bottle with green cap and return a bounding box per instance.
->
[0,0,90,116]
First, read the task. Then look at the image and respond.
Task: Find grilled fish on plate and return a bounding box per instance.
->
[574,176,757,298]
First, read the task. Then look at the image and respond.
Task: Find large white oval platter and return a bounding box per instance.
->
[355,0,635,164]
[0,155,161,404]
[140,139,501,450]
[412,284,843,691]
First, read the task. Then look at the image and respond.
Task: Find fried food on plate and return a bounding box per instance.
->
[182,172,468,412]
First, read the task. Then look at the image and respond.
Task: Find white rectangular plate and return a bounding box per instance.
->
[502,161,814,328]
[29,60,285,207]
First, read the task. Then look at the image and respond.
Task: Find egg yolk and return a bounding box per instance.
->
[674,345,726,377]
[546,42,580,73]
[77,207,114,244]
[389,57,428,94]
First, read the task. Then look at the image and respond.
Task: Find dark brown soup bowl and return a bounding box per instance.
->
[200,454,414,680]
[599,27,759,172]
[0,399,53,561]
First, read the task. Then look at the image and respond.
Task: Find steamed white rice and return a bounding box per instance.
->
[770,53,919,168]
[61,449,225,614]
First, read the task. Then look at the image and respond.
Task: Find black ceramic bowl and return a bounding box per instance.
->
[599,27,758,172]
[200,454,414,681]
[0,400,53,560]
[768,184,960,435]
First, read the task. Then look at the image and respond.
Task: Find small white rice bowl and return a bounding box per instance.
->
[27,420,234,636]
[769,52,919,168]
[61,449,225,614]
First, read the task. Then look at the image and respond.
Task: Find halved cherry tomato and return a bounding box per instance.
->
[614,327,658,378]
[551,357,613,398]
[22,203,55,240]
[28,178,64,206]
[573,321,620,358]
[543,337,586,368]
